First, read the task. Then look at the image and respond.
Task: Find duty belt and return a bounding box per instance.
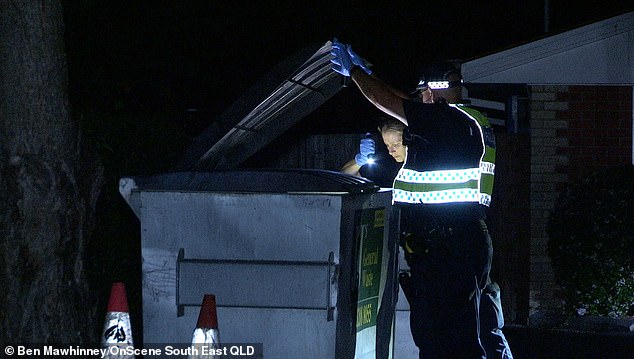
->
[401,219,487,254]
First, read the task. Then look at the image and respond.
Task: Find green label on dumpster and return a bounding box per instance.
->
[355,208,384,332]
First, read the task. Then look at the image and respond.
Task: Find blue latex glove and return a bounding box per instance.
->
[355,133,376,166]
[346,45,372,75]
[330,39,354,77]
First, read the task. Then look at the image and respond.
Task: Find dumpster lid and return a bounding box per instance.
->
[177,41,341,171]
[120,170,380,214]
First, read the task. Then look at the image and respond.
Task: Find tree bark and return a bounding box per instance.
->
[0,0,104,343]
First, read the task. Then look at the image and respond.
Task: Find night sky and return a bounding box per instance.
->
[59,1,634,172]
[62,1,634,114]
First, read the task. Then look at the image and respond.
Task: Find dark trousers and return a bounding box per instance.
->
[404,220,492,359]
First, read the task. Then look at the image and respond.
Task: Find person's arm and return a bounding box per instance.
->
[350,67,409,126]
[340,159,361,176]
[331,40,410,126]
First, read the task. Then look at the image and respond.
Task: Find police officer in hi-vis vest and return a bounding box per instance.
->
[331,39,512,359]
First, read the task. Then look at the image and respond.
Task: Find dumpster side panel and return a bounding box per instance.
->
[140,192,342,261]
[139,191,345,357]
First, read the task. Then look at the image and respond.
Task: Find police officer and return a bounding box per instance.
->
[331,39,512,359]
[343,115,512,359]
[412,64,513,359]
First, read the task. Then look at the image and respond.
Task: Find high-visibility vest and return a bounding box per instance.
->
[392,104,496,206]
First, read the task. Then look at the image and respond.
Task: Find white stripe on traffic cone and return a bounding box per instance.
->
[102,282,134,358]
[189,294,221,359]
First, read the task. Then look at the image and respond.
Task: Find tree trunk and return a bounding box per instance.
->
[0,0,104,343]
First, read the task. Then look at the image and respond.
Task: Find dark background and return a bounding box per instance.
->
[62,1,634,146]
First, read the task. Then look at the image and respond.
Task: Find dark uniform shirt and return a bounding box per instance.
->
[399,100,487,234]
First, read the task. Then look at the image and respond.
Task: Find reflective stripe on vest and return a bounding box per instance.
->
[392,104,495,206]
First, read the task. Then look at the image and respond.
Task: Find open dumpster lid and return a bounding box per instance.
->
[177,40,342,171]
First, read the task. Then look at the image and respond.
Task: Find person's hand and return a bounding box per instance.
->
[330,38,354,77]
[346,44,372,75]
[355,133,375,166]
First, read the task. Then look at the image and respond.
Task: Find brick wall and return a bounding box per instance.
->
[529,85,633,319]
[558,86,633,182]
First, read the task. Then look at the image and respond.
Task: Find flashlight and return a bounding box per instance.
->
[364,133,376,165]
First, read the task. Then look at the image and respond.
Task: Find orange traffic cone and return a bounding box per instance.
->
[189,294,221,359]
[102,282,134,358]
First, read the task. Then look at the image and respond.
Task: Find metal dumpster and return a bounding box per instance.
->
[119,169,400,358]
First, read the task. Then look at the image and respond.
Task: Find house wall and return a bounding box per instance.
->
[487,133,531,324]
[528,85,633,318]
